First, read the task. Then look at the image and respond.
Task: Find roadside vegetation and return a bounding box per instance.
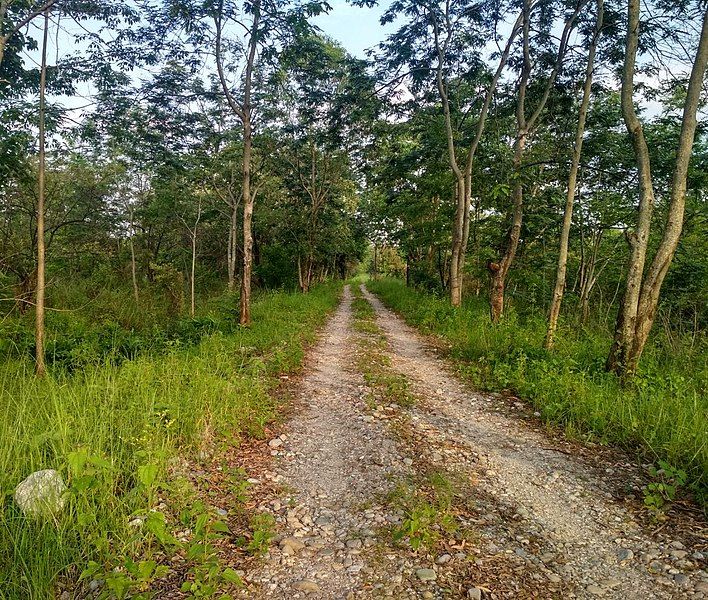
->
[0,282,341,599]
[367,278,707,504]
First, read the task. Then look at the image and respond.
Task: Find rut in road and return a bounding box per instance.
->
[238,284,707,599]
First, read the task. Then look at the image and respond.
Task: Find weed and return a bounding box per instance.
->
[246,513,276,555]
[643,461,688,511]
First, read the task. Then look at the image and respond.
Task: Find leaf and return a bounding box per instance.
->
[137,560,156,581]
[79,561,101,581]
[211,520,230,533]
[137,464,159,488]
[222,568,242,586]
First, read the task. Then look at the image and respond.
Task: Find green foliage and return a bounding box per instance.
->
[368,279,708,500]
[246,513,276,556]
[389,472,458,551]
[643,461,688,511]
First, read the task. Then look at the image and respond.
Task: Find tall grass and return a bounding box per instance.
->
[0,283,341,599]
[367,278,707,499]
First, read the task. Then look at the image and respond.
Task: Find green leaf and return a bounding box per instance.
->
[222,568,243,586]
[138,464,159,488]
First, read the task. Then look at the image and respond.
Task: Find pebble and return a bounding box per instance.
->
[586,584,605,596]
[268,438,283,448]
[617,548,633,562]
[280,537,306,552]
[436,553,452,565]
[293,580,320,593]
[346,539,362,549]
[416,568,437,582]
[467,588,482,600]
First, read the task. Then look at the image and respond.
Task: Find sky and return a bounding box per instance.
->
[312,0,396,58]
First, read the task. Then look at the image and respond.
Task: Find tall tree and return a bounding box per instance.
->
[607,1,708,377]
[545,0,604,348]
[34,5,49,376]
[214,0,261,325]
[488,0,583,323]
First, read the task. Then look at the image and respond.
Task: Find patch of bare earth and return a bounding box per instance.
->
[361,283,708,600]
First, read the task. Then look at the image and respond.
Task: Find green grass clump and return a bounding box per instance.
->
[0,282,341,599]
[367,278,707,500]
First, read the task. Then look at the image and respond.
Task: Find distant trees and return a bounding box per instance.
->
[1,0,706,379]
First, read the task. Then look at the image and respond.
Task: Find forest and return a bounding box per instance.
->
[0,0,707,598]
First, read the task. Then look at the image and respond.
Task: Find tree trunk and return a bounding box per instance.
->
[35,8,49,377]
[489,0,579,323]
[608,5,708,376]
[228,201,238,291]
[490,133,526,323]
[545,0,603,349]
[214,0,260,325]
[129,206,139,304]
[190,230,197,318]
[449,178,466,306]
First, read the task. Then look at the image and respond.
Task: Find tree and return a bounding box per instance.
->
[34,5,49,375]
[607,1,708,377]
[379,0,525,306]
[488,0,584,323]
[545,0,604,348]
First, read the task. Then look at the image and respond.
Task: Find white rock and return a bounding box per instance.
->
[14,469,67,517]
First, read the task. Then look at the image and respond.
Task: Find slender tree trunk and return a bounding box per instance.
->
[545,0,603,349]
[214,0,260,324]
[489,0,579,323]
[608,6,708,375]
[190,231,197,318]
[34,8,49,377]
[606,0,656,374]
[227,201,237,291]
[129,206,139,304]
[490,133,526,323]
[449,178,466,305]
[130,236,139,303]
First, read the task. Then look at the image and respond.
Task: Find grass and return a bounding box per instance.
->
[367,278,708,503]
[350,285,416,408]
[0,282,342,599]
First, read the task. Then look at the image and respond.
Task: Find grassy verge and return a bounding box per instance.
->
[0,283,341,599]
[366,278,707,503]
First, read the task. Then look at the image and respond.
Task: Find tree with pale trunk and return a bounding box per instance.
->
[606,0,708,378]
[488,0,585,323]
[545,0,604,349]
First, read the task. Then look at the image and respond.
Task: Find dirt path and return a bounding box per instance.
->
[238,284,708,599]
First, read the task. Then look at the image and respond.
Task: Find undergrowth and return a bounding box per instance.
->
[0,282,342,599]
